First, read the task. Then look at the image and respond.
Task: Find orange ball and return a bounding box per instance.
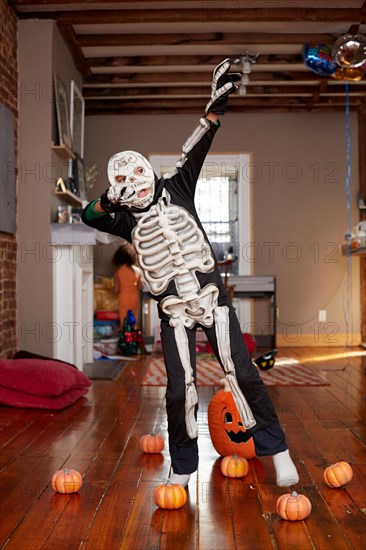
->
[139,433,165,454]
[153,484,187,509]
[51,468,82,494]
[276,491,312,521]
[221,454,249,478]
[324,461,353,488]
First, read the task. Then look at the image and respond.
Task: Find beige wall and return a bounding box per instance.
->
[85,112,361,346]
[18,20,54,355]
[17,21,82,355]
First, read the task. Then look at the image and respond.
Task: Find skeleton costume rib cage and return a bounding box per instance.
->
[82,117,286,474]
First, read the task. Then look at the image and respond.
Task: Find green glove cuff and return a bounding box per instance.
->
[86,199,107,220]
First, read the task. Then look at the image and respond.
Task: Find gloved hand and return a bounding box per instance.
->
[205,58,241,116]
[100,187,129,213]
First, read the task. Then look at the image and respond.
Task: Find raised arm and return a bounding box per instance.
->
[82,59,240,225]
[167,59,240,198]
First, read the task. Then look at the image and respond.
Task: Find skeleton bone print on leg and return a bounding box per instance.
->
[132,190,255,437]
[133,191,217,438]
[214,306,256,429]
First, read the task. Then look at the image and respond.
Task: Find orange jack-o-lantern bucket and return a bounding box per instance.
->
[208,378,256,459]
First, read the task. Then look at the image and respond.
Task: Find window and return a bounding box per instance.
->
[195,163,239,272]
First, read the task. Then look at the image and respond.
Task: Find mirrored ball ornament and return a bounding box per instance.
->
[332,34,366,69]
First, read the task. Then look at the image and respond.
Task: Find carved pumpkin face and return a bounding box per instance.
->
[208,379,256,459]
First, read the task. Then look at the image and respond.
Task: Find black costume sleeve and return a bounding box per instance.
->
[167,118,220,201]
[81,201,134,242]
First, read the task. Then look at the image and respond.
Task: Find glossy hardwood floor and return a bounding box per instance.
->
[0,347,365,550]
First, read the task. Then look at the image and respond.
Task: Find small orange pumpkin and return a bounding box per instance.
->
[153,483,187,509]
[140,433,165,454]
[324,461,353,488]
[51,468,82,494]
[276,491,312,521]
[221,454,249,478]
[208,379,255,459]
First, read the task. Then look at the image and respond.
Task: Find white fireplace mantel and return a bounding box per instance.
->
[51,228,95,370]
[51,223,96,245]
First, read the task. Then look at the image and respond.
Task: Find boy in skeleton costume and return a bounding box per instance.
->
[82,60,299,489]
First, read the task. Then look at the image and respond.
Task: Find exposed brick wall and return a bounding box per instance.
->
[0,0,18,358]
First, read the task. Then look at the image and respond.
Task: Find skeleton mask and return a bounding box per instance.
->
[107,150,155,209]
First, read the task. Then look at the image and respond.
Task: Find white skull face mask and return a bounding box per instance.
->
[107,150,155,209]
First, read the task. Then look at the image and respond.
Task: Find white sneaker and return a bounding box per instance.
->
[272,450,299,487]
[168,471,191,488]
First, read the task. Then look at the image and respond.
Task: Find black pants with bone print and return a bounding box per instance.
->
[159,300,287,475]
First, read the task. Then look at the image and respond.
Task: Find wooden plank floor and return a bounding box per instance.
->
[0,347,365,549]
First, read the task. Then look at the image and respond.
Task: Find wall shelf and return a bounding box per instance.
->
[341,245,366,257]
[51,141,75,160]
[54,189,83,206]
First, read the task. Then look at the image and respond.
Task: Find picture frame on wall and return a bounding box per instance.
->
[72,154,87,200]
[69,207,84,224]
[53,73,73,151]
[70,81,85,159]
[0,103,16,234]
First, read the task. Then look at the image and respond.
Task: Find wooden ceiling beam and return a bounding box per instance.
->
[82,87,209,98]
[83,85,366,98]
[312,79,329,103]
[83,72,366,88]
[15,8,365,24]
[78,32,337,48]
[82,85,314,97]
[82,72,327,85]
[85,54,303,68]
[10,0,366,8]
[85,104,358,116]
[85,107,354,115]
[84,97,360,110]
[11,0,208,4]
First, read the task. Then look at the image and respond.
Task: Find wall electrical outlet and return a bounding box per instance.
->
[276,307,280,319]
[318,310,327,322]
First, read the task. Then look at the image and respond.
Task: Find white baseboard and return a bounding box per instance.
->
[276,333,362,347]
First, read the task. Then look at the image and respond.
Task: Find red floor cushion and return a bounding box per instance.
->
[0,359,91,410]
[13,349,78,368]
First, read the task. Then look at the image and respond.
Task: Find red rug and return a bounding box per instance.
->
[141,356,328,386]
